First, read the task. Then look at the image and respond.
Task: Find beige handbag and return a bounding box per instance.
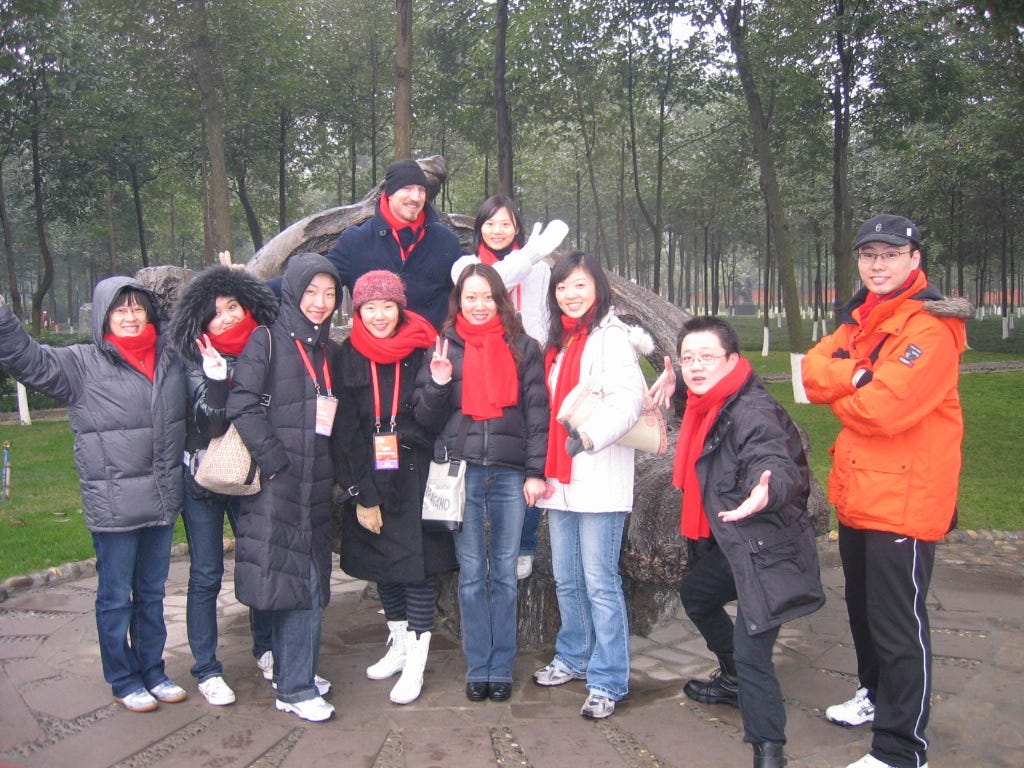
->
[557,382,668,456]
[193,423,261,496]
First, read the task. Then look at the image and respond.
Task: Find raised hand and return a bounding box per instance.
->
[520,219,569,263]
[430,335,452,385]
[195,334,228,380]
[718,469,772,523]
[647,355,677,409]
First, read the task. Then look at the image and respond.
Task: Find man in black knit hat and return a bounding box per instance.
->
[326,159,461,330]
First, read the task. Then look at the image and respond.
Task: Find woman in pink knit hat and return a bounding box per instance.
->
[331,270,457,705]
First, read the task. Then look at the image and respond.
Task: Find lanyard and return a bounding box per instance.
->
[294,340,333,396]
[369,361,401,432]
[392,226,426,261]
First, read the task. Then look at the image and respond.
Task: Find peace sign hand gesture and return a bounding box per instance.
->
[195,333,228,380]
[430,335,452,385]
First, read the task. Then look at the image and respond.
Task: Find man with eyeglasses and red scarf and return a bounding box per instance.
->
[326,159,461,330]
[803,214,972,768]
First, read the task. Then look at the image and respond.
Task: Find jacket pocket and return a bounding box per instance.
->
[747,525,824,623]
[840,433,911,529]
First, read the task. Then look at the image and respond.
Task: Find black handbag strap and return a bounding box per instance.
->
[450,413,471,462]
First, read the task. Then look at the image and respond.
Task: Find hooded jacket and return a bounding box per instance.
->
[0,276,185,532]
[227,253,339,611]
[325,198,461,329]
[167,266,279,478]
[802,272,972,541]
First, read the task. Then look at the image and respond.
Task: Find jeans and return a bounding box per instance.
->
[92,525,174,698]
[182,481,272,682]
[547,509,630,701]
[272,560,323,704]
[680,538,785,744]
[519,505,541,556]
[454,464,526,684]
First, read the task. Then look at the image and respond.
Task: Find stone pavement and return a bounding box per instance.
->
[1,535,1022,768]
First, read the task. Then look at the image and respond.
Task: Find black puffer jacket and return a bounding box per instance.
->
[693,373,825,635]
[167,266,279,495]
[413,329,549,478]
[227,254,339,611]
[0,276,184,532]
[332,342,457,583]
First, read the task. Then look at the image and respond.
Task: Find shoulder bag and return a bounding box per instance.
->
[422,415,470,532]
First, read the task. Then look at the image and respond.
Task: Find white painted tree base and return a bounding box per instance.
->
[790,352,809,404]
[17,382,32,426]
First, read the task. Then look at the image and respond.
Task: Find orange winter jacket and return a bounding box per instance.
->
[802,272,971,541]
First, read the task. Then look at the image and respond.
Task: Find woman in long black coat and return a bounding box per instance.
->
[332,270,457,706]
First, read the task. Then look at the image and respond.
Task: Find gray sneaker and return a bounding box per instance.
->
[533,663,582,686]
[580,693,615,719]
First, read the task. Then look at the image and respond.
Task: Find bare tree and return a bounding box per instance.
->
[494,0,513,196]
[394,0,413,160]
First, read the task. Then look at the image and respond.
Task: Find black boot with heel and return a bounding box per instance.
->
[682,652,739,707]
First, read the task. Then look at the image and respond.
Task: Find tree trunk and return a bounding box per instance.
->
[30,123,53,335]
[723,0,804,353]
[236,164,264,252]
[394,0,413,160]
[0,159,24,317]
[192,0,232,258]
[830,0,854,304]
[279,108,289,232]
[494,0,513,196]
[128,161,149,268]
[105,176,117,276]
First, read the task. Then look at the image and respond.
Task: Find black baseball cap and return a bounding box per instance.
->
[853,214,921,249]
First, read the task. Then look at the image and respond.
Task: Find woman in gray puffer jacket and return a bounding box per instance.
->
[0,277,186,714]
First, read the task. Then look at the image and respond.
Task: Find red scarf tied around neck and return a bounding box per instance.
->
[856,268,922,323]
[104,324,158,382]
[350,309,436,364]
[207,309,258,357]
[378,195,426,260]
[453,314,518,420]
[672,356,753,540]
[543,311,593,484]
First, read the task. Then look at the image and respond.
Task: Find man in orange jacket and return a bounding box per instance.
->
[802,214,971,768]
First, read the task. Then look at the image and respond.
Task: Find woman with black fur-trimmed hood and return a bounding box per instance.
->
[166,265,279,707]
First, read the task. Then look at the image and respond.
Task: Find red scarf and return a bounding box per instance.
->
[378,195,426,260]
[672,356,753,540]
[104,324,158,382]
[478,242,522,309]
[856,268,921,323]
[207,309,258,356]
[543,311,593,483]
[350,309,436,364]
[454,314,518,420]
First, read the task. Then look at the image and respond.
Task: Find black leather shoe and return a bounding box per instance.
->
[466,682,489,701]
[488,682,511,701]
[683,669,739,707]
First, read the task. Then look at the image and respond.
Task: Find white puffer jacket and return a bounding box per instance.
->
[538,311,647,514]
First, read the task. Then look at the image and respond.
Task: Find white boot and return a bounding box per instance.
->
[389,630,430,705]
[366,620,408,680]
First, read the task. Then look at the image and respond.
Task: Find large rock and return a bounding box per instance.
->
[134,156,831,649]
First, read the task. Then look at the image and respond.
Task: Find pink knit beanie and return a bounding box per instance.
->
[352,270,408,310]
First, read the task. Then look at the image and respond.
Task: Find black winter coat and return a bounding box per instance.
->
[332,342,457,583]
[413,329,549,478]
[0,277,184,533]
[227,253,339,612]
[693,373,825,635]
[324,200,460,330]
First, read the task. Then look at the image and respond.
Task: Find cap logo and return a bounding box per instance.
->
[906,228,913,237]
[875,223,883,232]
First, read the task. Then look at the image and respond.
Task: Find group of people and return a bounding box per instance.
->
[0,154,965,768]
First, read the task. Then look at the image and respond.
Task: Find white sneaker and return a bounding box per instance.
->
[272,674,331,696]
[198,675,236,706]
[148,679,188,703]
[115,687,158,712]
[276,695,335,722]
[844,754,929,768]
[256,650,274,680]
[826,686,876,726]
[516,555,534,580]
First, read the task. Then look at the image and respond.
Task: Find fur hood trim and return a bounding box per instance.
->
[168,266,279,362]
[923,296,973,320]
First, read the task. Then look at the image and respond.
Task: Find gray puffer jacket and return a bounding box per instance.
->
[0,277,185,532]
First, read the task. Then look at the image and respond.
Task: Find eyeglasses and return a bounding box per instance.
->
[679,353,727,368]
[856,248,911,264]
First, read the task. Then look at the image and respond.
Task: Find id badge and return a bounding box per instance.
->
[315,395,338,436]
[373,432,400,470]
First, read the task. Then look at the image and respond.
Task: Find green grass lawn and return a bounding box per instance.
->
[0,314,1020,580]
